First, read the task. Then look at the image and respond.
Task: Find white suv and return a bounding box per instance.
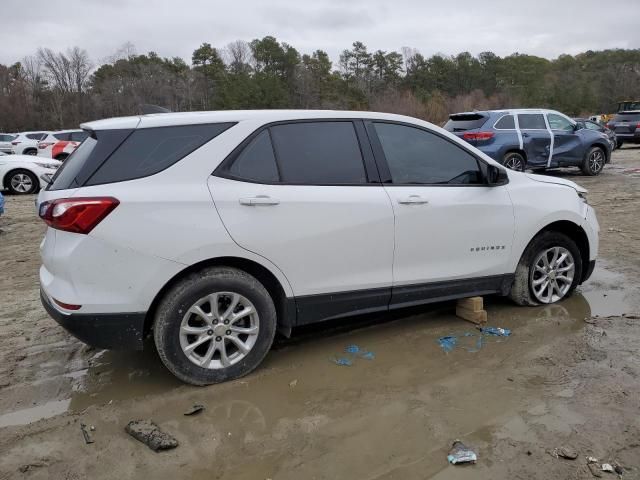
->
[10,131,50,155]
[37,110,599,385]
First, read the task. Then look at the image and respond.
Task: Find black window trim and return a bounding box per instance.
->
[364,119,504,187]
[214,118,381,186]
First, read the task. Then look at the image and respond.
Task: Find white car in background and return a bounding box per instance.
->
[0,133,17,154]
[37,130,89,160]
[11,131,51,155]
[1,154,61,194]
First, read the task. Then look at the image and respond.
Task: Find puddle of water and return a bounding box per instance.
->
[0,399,71,428]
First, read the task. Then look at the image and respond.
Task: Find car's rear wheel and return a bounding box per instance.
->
[581,146,605,175]
[24,148,37,156]
[503,152,526,171]
[6,169,39,194]
[55,153,69,161]
[509,231,582,306]
[153,267,277,385]
[616,140,623,149]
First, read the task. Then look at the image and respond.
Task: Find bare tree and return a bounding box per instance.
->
[223,40,253,74]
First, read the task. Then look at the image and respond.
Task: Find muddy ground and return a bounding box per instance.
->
[1,148,639,479]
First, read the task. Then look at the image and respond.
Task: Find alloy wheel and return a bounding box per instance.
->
[504,156,524,171]
[588,150,604,173]
[530,246,575,303]
[10,173,33,193]
[179,292,259,369]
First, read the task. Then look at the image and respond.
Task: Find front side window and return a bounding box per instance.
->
[518,114,546,130]
[373,122,482,185]
[547,114,574,132]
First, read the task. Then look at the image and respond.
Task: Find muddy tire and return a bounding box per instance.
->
[153,267,277,386]
[580,146,605,176]
[503,151,526,171]
[509,231,583,306]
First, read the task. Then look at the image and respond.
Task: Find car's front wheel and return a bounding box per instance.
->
[154,267,277,385]
[509,231,582,306]
[581,146,605,176]
[6,169,39,194]
[503,152,526,171]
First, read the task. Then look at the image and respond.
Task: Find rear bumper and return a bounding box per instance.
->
[615,133,640,143]
[40,289,146,350]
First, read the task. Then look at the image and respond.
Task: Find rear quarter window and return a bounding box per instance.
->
[494,115,515,129]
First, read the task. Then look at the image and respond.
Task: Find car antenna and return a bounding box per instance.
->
[141,104,171,114]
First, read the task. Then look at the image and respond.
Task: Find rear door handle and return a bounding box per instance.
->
[239,195,280,206]
[398,195,429,205]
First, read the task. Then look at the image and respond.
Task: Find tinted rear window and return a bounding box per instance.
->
[71,131,89,142]
[49,123,234,190]
[494,115,515,129]
[269,122,367,184]
[612,112,640,122]
[518,114,546,129]
[53,133,71,141]
[444,114,488,132]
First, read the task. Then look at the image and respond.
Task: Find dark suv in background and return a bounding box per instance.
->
[445,109,612,175]
[606,111,640,148]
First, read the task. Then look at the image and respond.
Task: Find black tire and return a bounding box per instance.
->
[24,148,37,156]
[509,231,583,306]
[5,169,39,194]
[153,267,277,385]
[581,146,605,176]
[503,151,526,171]
[616,140,623,149]
[55,153,69,161]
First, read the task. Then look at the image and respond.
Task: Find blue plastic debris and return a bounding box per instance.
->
[360,351,375,360]
[332,357,353,366]
[438,336,457,353]
[480,327,511,337]
[345,344,360,354]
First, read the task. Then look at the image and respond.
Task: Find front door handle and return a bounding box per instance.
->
[398,195,429,205]
[239,195,280,206]
[521,132,530,137]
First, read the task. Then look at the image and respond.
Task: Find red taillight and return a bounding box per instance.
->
[39,197,119,234]
[53,298,81,311]
[463,131,494,141]
[38,142,53,149]
[11,141,21,145]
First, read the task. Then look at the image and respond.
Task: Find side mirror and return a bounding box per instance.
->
[487,164,509,186]
[573,123,582,131]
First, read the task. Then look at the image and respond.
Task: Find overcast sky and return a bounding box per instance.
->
[2,0,639,66]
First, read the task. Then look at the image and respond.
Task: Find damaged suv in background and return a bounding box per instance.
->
[445,109,612,175]
[38,110,599,385]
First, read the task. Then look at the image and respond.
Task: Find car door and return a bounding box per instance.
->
[209,120,395,323]
[366,121,515,308]
[546,113,581,164]
[0,135,14,153]
[517,113,551,168]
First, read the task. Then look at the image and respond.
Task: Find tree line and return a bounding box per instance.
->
[1,37,639,132]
